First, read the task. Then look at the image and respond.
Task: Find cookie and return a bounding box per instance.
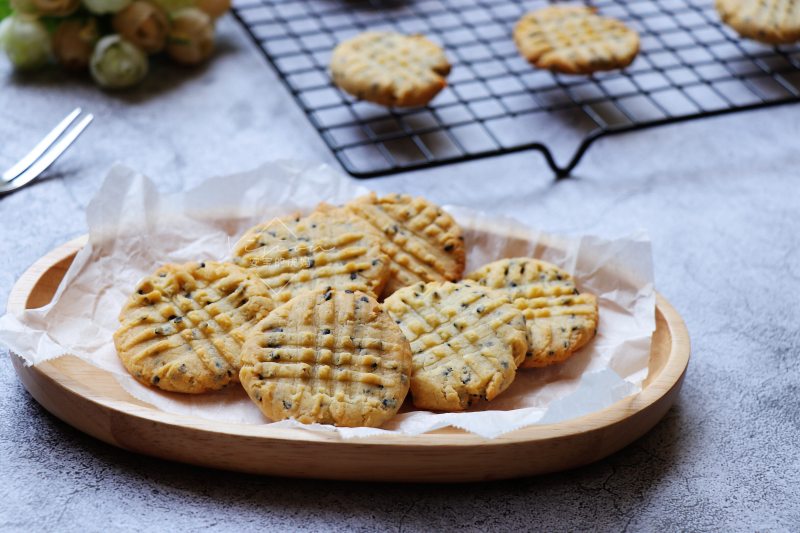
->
[232,207,390,303]
[344,192,465,297]
[384,281,528,411]
[239,288,412,427]
[330,31,451,107]
[513,6,640,74]
[466,258,598,368]
[716,0,800,44]
[114,261,275,393]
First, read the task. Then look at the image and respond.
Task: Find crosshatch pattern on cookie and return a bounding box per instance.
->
[114,262,275,393]
[467,258,598,368]
[240,288,412,427]
[345,192,465,297]
[514,6,640,74]
[716,0,800,44]
[384,281,528,411]
[330,31,451,107]
[232,208,390,303]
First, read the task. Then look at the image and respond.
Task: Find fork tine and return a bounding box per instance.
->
[1,107,83,183]
[0,114,93,195]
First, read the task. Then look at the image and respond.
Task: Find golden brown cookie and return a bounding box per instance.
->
[344,192,465,297]
[232,207,390,303]
[330,31,451,107]
[239,288,412,427]
[513,6,640,74]
[384,281,528,411]
[716,0,800,44]
[114,261,275,393]
[466,258,598,368]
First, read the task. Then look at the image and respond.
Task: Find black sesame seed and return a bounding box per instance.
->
[282,400,292,409]
[152,376,160,384]
[308,259,315,268]
[444,244,454,252]
[345,289,354,294]
[322,328,331,335]
[360,296,369,302]
[350,272,357,280]
[200,262,205,268]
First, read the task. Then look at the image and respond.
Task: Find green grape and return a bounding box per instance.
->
[89,35,148,89]
[0,14,51,70]
[166,7,214,65]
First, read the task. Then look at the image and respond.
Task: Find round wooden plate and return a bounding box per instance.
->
[8,234,689,483]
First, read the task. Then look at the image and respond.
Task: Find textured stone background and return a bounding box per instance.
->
[1,16,799,533]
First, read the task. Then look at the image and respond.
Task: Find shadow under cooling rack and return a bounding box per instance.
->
[231,0,800,178]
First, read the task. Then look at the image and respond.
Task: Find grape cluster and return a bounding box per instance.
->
[0,0,230,88]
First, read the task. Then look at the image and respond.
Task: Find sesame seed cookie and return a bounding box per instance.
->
[466,258,598,368]
[343,192,465,297]
[716,0,800,44]
[330,31,451,107]
[240,288,412,427]
[114,261,275,393]
[232,207,391,303]
[384,281,528,411]
[513,6,640,74]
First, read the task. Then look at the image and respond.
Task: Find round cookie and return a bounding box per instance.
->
[239,288,412,427]
[384,281,528,411]
[716,0,800,44]
[344,192,465,297]
[466,258,598,368]
[114,261,275,393]
[330,31,451,107]
[232,207,391,304]
[513,6,640,74]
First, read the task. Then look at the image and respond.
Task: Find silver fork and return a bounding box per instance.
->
[1,107,94,195]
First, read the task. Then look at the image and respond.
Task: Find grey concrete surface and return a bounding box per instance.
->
[1,15,799,533]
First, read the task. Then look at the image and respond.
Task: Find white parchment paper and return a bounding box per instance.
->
[0,161,655,439]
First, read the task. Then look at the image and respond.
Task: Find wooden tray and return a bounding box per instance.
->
[8,234,690,483]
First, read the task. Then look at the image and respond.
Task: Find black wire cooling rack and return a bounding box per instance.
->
[231,0,800,178]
